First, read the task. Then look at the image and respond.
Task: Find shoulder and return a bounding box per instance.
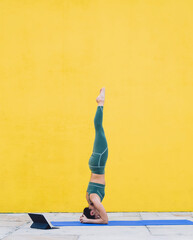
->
[90,195,103,210]
[86,192,92,205]
[90,195,108,223]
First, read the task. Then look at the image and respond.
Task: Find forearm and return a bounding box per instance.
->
[87,218,108,224]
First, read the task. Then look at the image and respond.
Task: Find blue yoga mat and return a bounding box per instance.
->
[51,219,193,226]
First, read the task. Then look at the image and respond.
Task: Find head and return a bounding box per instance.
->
[83,207,100,219]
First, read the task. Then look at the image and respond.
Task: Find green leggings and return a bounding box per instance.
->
[87,106,108,202]
[88,106,108,174]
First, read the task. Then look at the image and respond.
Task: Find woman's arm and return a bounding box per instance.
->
[91,197,109,224]
[80,214,108,224]
[80,195,108,224]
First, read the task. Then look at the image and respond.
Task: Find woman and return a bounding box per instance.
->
[80,87,109,224]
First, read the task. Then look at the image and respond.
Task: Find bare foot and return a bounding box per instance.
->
[96,87,105,105]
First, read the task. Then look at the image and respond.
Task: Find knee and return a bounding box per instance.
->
[94,122,104,132]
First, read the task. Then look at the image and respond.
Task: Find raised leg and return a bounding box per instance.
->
[93,88,107,153]
[88,88,108,174]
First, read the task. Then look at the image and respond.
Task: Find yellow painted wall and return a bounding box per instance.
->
[0,0,193,212]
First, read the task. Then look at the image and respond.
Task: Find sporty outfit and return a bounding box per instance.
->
[87,106,108,202]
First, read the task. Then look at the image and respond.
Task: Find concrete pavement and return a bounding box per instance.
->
[0,212,193,240]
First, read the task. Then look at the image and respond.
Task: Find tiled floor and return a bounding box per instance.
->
[0,212,193,240]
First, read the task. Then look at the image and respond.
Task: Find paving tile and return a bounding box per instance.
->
[154,212,185,220]
[0,227,16,239]
[148,225,193,236]
[140,212,159,219]
[104,212,140,217]
[0,221,24,227]
[108,216,141,220]
[56,225,150,236]
[6,224,149,240]
[0,214,29,222]
[150,237,193,240]
[172,212,193,217]
[121,212,141,217]
[156,212,175,217]
[79,236,193,240]
[77,227,150,240]
[78,235,145,240]
[140,212,188,220]
[44,213,81,222]
[3,235,78,240]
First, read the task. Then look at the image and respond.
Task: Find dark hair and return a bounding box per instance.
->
[83,207,95,219]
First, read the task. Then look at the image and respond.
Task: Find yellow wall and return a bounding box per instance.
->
[0,0,193,212]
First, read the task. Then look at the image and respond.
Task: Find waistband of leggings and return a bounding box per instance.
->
[89,181,105,187]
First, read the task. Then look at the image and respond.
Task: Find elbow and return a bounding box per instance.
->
[105,216,109,224]
[102,218,109,224]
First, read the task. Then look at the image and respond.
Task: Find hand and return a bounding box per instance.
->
[80,214,88,223]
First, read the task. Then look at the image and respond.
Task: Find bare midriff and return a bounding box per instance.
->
[89,172,105,185]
